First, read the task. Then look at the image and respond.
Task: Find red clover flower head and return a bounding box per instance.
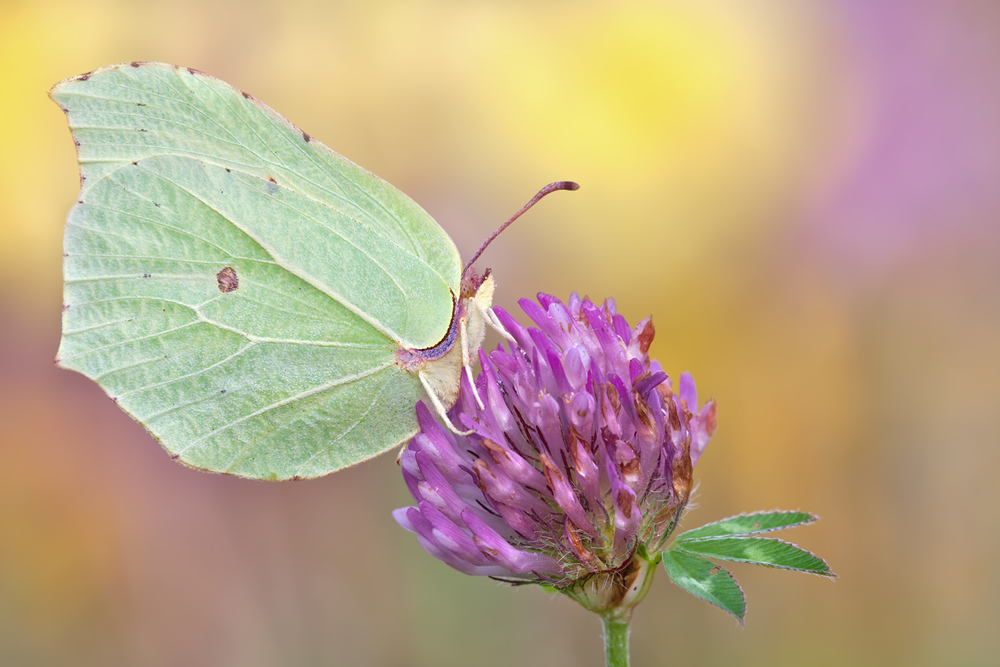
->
[394,293,717,609]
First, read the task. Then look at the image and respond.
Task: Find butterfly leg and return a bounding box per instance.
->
[459,317,486,410]
[471,299,516,343]
[418,370,474,436]
[488,308,516,342]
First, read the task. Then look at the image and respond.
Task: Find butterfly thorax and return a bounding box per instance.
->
[395,272,495,409]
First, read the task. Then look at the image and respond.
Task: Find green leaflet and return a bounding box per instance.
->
[662,550,746,624]
[675,510,817,541]
[676,537,835,577]
[52,63,465,479]
[665,511,834,622]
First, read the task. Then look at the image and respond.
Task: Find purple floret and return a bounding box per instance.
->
[394,293,717,583]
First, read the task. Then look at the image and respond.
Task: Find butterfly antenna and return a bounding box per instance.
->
[463,181,579,276]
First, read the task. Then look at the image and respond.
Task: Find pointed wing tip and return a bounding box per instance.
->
[50,61,186,96]
[49,70,94,96]
[53,357,75,374]
[53,353,84,374]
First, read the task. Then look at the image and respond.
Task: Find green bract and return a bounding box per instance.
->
[52,62,464,480]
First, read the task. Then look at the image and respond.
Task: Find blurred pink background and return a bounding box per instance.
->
[2,1,999,665]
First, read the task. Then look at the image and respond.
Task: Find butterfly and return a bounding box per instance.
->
[52,62,576,480]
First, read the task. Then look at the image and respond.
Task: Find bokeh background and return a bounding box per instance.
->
[3,1,999,665]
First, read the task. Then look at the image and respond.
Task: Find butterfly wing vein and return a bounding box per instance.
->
[53,63,461,479]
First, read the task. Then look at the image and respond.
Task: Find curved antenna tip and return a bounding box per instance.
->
[463,180,580,276]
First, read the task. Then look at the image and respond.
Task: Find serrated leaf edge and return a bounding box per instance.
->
[662,552,747,625]
[675,536,837,578]
[675,509,819,542]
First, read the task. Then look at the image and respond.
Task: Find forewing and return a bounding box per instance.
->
[51,65,459,478]
[52,62,460,347]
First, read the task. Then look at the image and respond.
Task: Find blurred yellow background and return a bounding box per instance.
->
[3,1,999,665]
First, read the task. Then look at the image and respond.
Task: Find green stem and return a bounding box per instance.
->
[602,614,631,667]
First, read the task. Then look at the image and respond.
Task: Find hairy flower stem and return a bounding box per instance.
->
[602,614,631,667]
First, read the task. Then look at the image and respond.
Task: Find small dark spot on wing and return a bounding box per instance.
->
[217,266,239,292]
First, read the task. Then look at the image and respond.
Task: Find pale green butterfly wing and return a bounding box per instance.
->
[56,62,461,345]
[52,62,462,479]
